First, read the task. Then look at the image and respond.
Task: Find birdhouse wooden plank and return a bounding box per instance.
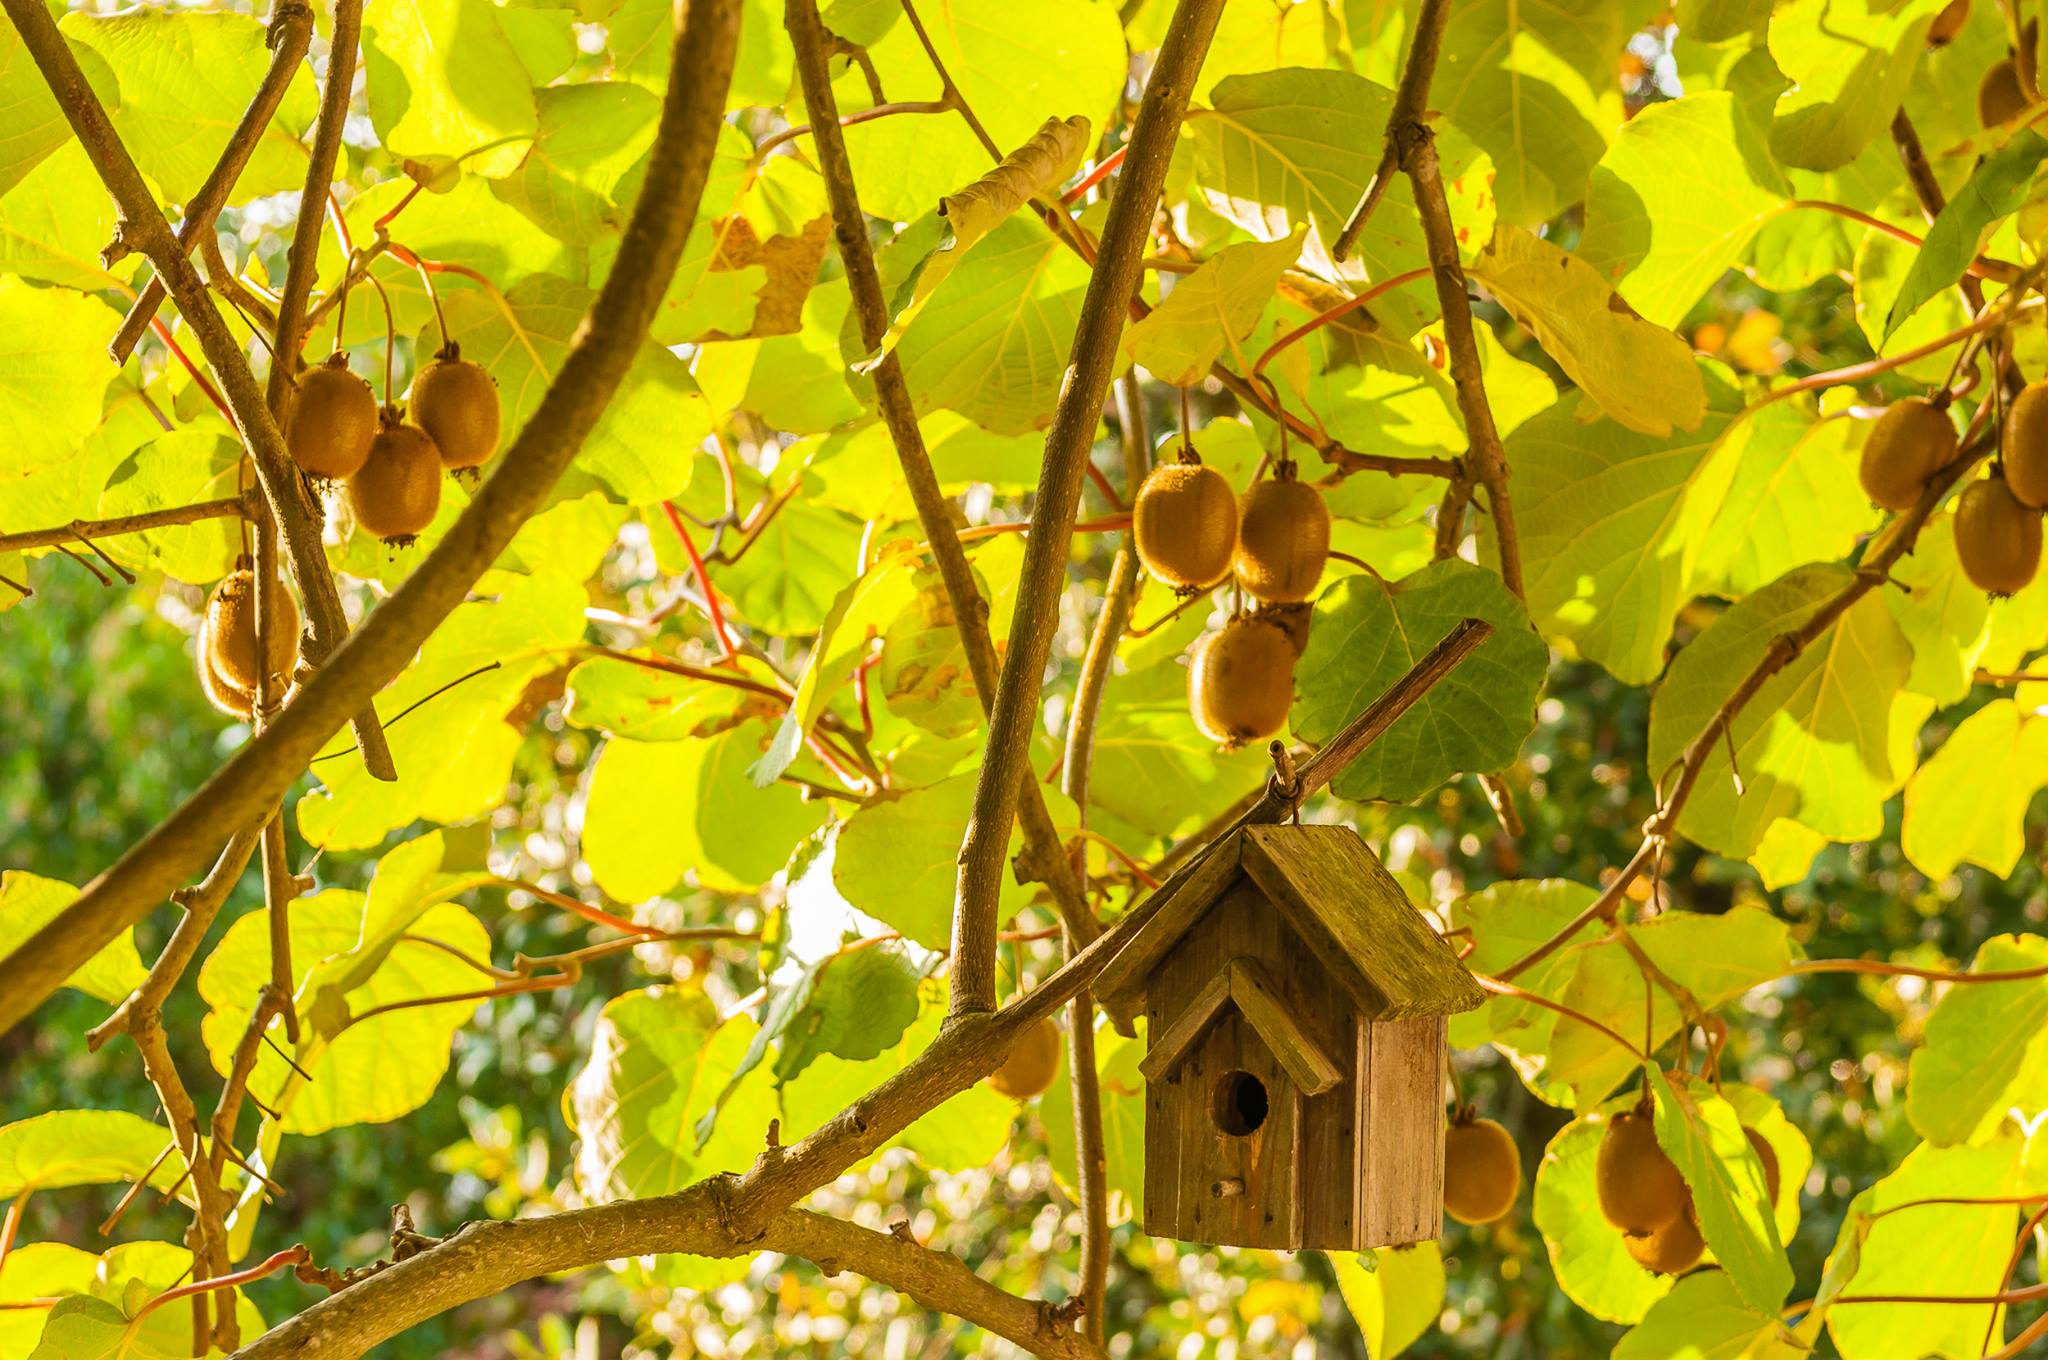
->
[1099,822,1483,1251]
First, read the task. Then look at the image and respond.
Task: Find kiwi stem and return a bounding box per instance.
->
[1251,265,1432,385]
[1472,973,1648,1061]
[748,98,952,166]
[1062,143,1126,204]
[364,268,398,408]
[660,500,741,667]
[411,249,450,353]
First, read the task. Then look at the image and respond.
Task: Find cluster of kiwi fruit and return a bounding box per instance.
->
[198,563,302,719]
[285,343,502,545]
[1593,1099,1780,1276]
[984,1015,1062,1100]
[1133,447,1331,748]
[1860,389,2047,594]
[1973,8,2042,128]
[1441,1109,1522,1226]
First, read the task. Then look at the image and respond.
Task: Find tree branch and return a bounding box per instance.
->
[783,0,1105,957]
[0,495,253,554]
[108,0,315,362]
[0,0,745,1040]
[224,615,1491,1360]
[2,0,397,782]
[947,0,1227,1018]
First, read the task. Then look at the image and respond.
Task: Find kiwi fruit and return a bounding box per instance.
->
[348,416,443,544]
[1929,0,1969,46]
[1980,56,2031,126]
[1744,1126,1781,1205]
[1624,1202,1706,1277]
[287,355,378,481]
[1442,1115,1521,1225]
[410,344,501,473]
[1254,600,1313,658]
[1596,1106,1689,1236]
[203,568,300,695]
[1134,458,1239,594]
[2003,379,2048,508]
[1860,397,1957,510]
[986,1016,1061,1100]
[1234,470,1331,604]
[1956,474,2043,594]
[196,619,256,719]
[1189,613,1296,748]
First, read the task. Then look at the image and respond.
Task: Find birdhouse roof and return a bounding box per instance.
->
[1095,823,1485,1020]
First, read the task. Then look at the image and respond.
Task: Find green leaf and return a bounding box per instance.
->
[1905,934,2048,1144]
[1447,878,1600,1067]
[0,1110,188,1198]
[1295,560,1549,803]
[581,728,828,900]
[1826,1139,2044,1360]
[569,986,777,1200]
[564,653,779,742]
[1579,92,1791,329]
[772,944,921,1083]
[706,494,871,636]
[1722,1085,1815,1246]
[1533,1100,1675,1322]
[1885,130,2048,339]
[0,22,106,198]
[1904,703,2048,881]
[59,9,316,202]
[299,573,588,850]
[0,1243,95,1359]
[1078,652,1268,843]
[1508,373,1747,683]
[0,143,129,289]
[0,871,144,1006]
[1331,1244,1444,1358]
[1613,1268,1789,1360]
[198,887,492,1134]
[1649,1069,1792,1313]
[1647,564,1931,861]
[1125,228,1305,385]
[1431,0,1635,225]
[0,280,118,486]
[95,429,241,585]
[1886,514,1994,704]
[1467,226,1707,438]
[361,0,536,179]
[1043,1017,1146,1222]
[494,82,663,244]
[28,1293,179,1360]
[1768,0,1947,171]
[1695,405,1882,598]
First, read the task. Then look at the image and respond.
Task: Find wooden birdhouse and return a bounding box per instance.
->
[1095,823,1484,1252]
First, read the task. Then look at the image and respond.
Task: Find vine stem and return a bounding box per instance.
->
[750,99,952,164]
[1063,145,1127,204]
[661,501,741,666]
[0,0,745,1040]
[945,0,1227,1017]
[1251,265,1432,382]
[0,495,255,554]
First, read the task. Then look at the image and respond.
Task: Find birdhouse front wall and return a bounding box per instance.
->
[1141,877,1362,1251]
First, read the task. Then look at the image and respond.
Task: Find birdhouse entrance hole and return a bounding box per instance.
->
[1211,1070,1268,1136]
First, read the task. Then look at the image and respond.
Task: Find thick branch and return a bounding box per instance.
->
[3,0,396,781]
[108,0,314,362]
[0,0,744,1040]
[267,0,362,396]
[785,0,1102,951]
[948,0,1227,1017]
[226,618,1489,1360]
[0,495,252,554]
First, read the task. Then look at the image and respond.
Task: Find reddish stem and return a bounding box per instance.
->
[0,1191,27,1279]
[1062,144,1126,204]
[372,182,423,232]
[1790,958,2048,985]
[1252,266,1432,383]
[147,318,231,422]
[662,500,741,668]
[1472,974,1647,1060]
[1085,460,1127,511]
[132,1245,309,1325]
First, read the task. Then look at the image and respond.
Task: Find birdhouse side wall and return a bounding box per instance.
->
[1141,877,1363,1250]
[1353,1012,1449,1249]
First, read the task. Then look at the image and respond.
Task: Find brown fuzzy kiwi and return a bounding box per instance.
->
[1930,0,1970,46]
[410,343,501,472]
[1235,469,1331,603]
[1190,614,1297,748]
[1134,457,1239,594]
[1624,1201,1706,1276]
[2022,19,2042,97]
[287,355,378,481]
[348,416,443,544]
[1860,397,1957,510]
[1956,475,2043,594]
[1596,1105,1689,1236]
[1442,1115,1521,1225]
[197,616,256,719]
[1254,600,1313,658]
[203,568,301,694]
[2003,380,2048,508]
[1744,1126,1781,1205]
[986,1016,1061,1100]
[1980,57,2031,126]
